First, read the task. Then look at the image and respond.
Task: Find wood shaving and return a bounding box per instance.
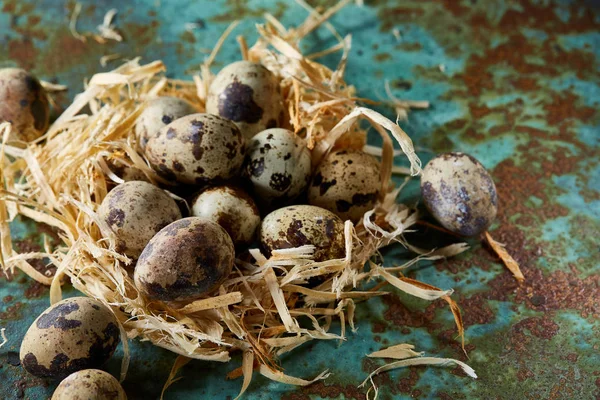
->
[0,328,7,348]
[485,231,525,282]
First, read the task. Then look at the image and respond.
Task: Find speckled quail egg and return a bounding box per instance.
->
[134,217,235,301]
[52,369,127,400]
[206,61,283,139]
[260,205,345,262]
[191,185,260,247]
[98,181,182,259]
[145,113,245,185]
[20,297,120,379]
[0,68,49,143]
[421,152,498,236]
[135,96,195,149]
[308,150,381,223]
[245,128,311,205]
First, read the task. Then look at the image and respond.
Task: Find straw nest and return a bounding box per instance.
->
[0,3,480,398]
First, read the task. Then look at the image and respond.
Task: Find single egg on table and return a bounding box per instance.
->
[52,369,127,400]
[0,68,50,143]
[260,205,346,262]
[20,297,120,379]
[145,113,245,185]
[308,150,381,223]
[135,96,196,149]
[97,181,182,259]
[191,185,260,247]
[206,61,283,139]
[245,128,311,206]
[134,217,235,302]
[420,152,498,236]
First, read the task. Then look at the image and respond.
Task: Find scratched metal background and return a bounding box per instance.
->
[0,0,599,399]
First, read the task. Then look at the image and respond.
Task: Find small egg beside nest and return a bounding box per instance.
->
[135,96,196,149]
[421,152,498,236]
[134,217,235,301]
[245,128,311,205]
[145,113,246,185]
[260,205,345,262]
[308,150,381,222]
[52,369,127,400]
[206,61,283,139]
[98,181,182,259]
[191,185,260,247]
[0,68,49,143]
[20,297,120,379]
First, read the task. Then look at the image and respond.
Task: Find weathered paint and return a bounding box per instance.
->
[0,0,598,399]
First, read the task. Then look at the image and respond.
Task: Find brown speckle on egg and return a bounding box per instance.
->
[0,68,49,143]
[134,217,235,301]
[98,181,182,259]
[191,186,260,247]
[52,369,127,400]
[206,61,283,139]
[308,150,380,222]
[145,113,245,185]
[245,128,311,206]
[421,152,498,236]
[260,205,345,262]
[20,297,120,379]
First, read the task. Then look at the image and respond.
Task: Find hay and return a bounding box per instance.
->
[0,2,476,398]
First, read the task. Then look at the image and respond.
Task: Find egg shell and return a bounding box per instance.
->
[260,205,345,262]
[135,96,195,149]
[0,68,49,143]
[20,297,120,379]
[206,61,283,139]
[421,152,498,236]
[52,369,127,400]
[98,181,182,259]
[107,160,149,184]
[191,185,260,246]
[245,128,311,205]
[145,113,246,185]
[308,150,381,222]
[134,217,235,301]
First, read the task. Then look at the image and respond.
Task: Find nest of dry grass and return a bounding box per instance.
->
[0,3,482,398]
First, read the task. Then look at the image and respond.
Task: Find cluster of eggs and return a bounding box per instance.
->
[6,62,498,398]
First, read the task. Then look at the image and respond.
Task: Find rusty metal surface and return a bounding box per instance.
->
[0,0,599,399]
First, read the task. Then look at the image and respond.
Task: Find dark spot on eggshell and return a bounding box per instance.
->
[172,160,185,172]
[324,218,336,240]
[218,80,263,123]
[162,218,191,237]
[157,164,177,181]
[249,157,265,177]
[269,173,292,192]
[36,302,81,331]
[162,114,173,125]
[166,128,177,139]
[106,209,125,228]
[19,99,28,107]
[319,179,337,196]
[91,304,100,310]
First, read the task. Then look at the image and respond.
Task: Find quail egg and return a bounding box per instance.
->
[260,205,345,262]
[134,217,235,301]
[20,297,120,379]
[98,181,182,259]
[308,150,380,222]
[206,61,283,139]
[245,128,311,205]
[52,369,127,400]
[191,185,260,247]
[0,68,49,143]
[145,113,245,185]
[421,152,498,236]
[135,96,195,149]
